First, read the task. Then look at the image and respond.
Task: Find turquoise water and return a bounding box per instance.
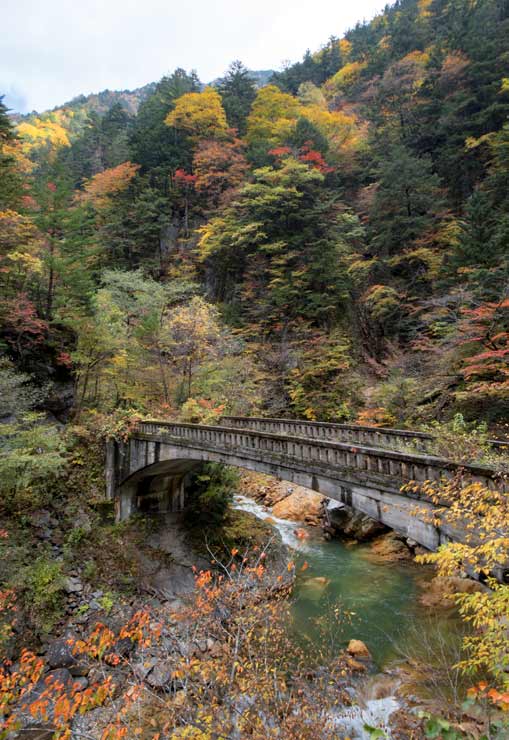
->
[234,494,458,669]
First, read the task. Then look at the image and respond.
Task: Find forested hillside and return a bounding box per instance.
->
[1,0,508,433]
[2,1,509,736]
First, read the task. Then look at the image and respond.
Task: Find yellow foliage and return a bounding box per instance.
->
[3,141,34,175]
[408,476,509,688]
[17,115,70,155]
[165,87,228,141]
[197,218,226,260]
[347,257,377,286]
[246,84,364,157]
[401,49,430,68]
[304,104,363,153]
[245,85,302,149]
[5,250,43,275]
[297,81,326,107]
[339,38,352,59]
[0,210,43,292]
[362,284,400,321]
[327,61,367,94]
[418,0,433,17]
[389,247,442,280]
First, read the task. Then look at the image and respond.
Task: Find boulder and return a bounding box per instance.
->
[71,676,89,691]
[300,576,330,600]
[146,659,173,689]
[63,576,83,594]
[420,575,484,609]
[46,636,76,669]
[325,501,387,541]
[346,639,371,660]
[21,668,74,716]
[272,489,323,524]
[133,657,159,681]
[367,533,413,562]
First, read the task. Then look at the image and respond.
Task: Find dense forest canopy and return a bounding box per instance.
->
[1,0,508,430]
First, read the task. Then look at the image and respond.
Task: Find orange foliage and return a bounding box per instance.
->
[193,138,248,207]
[456,298,509,402]
[77,162,140,209]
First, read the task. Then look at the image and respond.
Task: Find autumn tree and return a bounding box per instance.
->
[77,161,140,210]
[165,87,228,144]
[452,297,509,419]
[193,137,248,209]
[245,85,302,162]
[160,296,226,401]
[129,68,200,173]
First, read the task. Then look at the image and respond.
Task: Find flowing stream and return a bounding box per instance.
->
[234,493,460,738]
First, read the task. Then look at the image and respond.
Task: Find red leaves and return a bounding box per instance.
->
[193,138,248,206]
[174,169,197,188]
[269,142,334,173]
[56,351,73,368]
[268,146,292,158]
[1,292,48,353]
[455,298,509,387]
[298,144,334,174]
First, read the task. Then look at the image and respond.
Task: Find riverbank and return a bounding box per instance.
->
[233,473,476,738]
[1,468,485,739]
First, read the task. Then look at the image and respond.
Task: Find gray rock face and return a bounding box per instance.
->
[19,668,75,731]
[63,576,83,594]
[46,636,76,669]
[146,659,173,689]
[46,635,90,676]
[324,500,387,541]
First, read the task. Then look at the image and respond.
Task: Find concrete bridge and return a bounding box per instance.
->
[106,418,506,573]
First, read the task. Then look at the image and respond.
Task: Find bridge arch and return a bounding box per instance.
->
[106,421,502,556]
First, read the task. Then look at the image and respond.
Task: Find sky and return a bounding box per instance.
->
[2,0,385,114]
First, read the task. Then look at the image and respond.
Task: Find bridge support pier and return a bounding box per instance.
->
[116,475,187,522]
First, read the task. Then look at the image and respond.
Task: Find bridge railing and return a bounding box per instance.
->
[220,416,509,455]
[137,421,504,492]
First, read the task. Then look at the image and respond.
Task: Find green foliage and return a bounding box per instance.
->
[129,68,200,172]
[0,413,67,513]
[98,591,115,614]
[0,96,22,209]
[287,330,360,421]
[13,555,65,636]
[420,708,509,739]
[185,463,239,530]
[422,413,492,463]
[216,60,257,136]
[363,726,388,739]
[0,358,47,418]
[200,157,363,331]
[368,142,444,258]
[371,374,421,426]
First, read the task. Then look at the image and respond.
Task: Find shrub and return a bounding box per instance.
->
[13,556,65,636]
[185,462,238,529]
[422,413,491,463]
[0,413,67,514]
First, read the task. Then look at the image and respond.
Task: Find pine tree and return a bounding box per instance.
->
[0,96,21,209]
[216,61,257,136]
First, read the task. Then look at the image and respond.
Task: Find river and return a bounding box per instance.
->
[234,493,462,738]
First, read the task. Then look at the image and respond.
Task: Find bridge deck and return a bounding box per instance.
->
[220,416,509,454]
[137,420,503,493]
